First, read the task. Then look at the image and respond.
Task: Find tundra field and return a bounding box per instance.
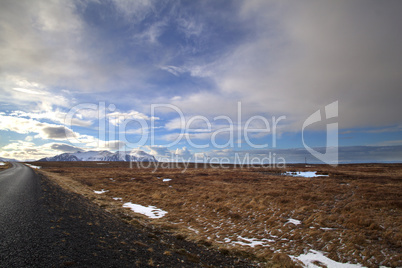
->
[0,162,9,171]
[34,162,401,267]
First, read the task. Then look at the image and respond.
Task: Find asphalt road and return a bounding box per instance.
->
[0,163,254,267]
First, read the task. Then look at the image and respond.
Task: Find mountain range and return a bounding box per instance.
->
[0,157,17,162]
[39,150,157,162]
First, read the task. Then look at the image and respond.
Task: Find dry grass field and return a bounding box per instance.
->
[35,162,402,267]
[0,162,10,171]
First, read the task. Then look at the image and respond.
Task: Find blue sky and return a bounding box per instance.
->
[0,0,401,163]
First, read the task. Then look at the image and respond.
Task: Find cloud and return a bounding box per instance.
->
[145,145,194,161]
[17,110,92,127]
[201,145,402,164]
[0,76,73,113]
[167,1,402,132]
[40,126,75,140]
[174,147,193,159]
[0,141,67,161]
[50,143,82,153]
[0,0,400,161]
[107,110,157,126]
[159,66,187,77]
[0,1,83,86]
[110,0,156,22]
[0,114,94,145]
[374,140,402,146]
[146,146,172,158]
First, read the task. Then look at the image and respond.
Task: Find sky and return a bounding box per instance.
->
[0,0,401,163]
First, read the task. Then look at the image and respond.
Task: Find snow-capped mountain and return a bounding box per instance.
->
[39,150,157,162]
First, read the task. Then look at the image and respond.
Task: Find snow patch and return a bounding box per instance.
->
[113,197,122,201]
[94,189,108,194]
[188,227,199,234]
[321,227,336,231]
[283,171,328,178]
[122,202,167,219]
[290,250,364,268]
[163,178,172,182]
[0,162,5,166]
[286,218,302,225]
[25,163,41,169]
[231,236,274,248]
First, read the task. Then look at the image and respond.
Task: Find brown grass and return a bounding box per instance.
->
[0,162,10,171]
[36,162,402,267]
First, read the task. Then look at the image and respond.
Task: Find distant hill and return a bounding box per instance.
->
[0,157,17,162]
[38,150,157,162]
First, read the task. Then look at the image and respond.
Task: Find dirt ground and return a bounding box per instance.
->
[35,162,402,267]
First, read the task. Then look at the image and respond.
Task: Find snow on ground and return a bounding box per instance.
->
[163,178,172,182]
[283,171,328,178]
[25,163,41,169]
[286,218,302,225]
[93,189,108,194]
[0,162,5,165]
[188,227,199,234]
[321,227,336,231]
[122,202,167,219]
[285,218,301,225]
[290,250,364,268]
[113,197,122,201]
[225,236,275,248]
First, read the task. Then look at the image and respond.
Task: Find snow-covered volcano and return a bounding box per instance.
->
[39,150,157,162]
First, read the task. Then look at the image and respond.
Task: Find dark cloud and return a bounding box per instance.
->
[41,126,75,140]
[50,143,82,153]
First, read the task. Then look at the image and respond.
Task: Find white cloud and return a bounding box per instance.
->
[176,16,203,38]
[145,145,193,160]
[0,114,94,144]
[107,110,156,126]
[146,146,172,158]
[133,20,167,44]
[0,141,64,161]
[174,146,192,159]
[11,110,92,127]
[110,0,156,22]
[159,65,186,77]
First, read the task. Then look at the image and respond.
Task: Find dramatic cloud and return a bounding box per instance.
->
[0,0,401,161]
[169,1,402,131]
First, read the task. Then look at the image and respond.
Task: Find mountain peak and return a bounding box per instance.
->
[39,150,157,162]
